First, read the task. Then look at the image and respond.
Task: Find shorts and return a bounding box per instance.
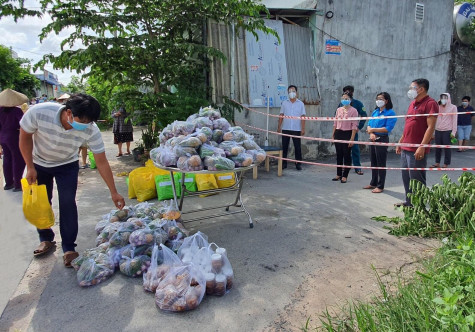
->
[457,125,472,140]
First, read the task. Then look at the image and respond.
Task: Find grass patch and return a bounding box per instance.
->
[306,173,475,332]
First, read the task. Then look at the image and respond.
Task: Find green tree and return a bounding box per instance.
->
[0,45,39,97]
[65,75,87,93]
[454,0,475,47]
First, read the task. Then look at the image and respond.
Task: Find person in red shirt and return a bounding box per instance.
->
[395,78,438,207]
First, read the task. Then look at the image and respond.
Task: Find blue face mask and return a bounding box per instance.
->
[67,115,90,131]
[341,99,351,106]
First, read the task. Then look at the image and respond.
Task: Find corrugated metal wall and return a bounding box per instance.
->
[208,20,319,106]
[208,21,248,105]
[283,24,320,105]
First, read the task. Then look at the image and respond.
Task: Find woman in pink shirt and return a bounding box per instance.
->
[432,93,457,168]
[332,92,359,183]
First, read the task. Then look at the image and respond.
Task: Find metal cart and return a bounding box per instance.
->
[153,163,256,228]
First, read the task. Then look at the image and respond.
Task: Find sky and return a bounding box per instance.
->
[0,0,80,85]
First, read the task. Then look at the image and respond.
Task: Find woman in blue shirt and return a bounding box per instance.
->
[363,92,397,193]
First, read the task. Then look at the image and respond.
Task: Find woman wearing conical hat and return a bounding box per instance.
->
[0,89,28,191]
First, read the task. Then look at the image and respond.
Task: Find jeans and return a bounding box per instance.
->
[282,130,302,165]
[401,150,426,206]
[334,129,352,178]
[434,130,452,165]
[457,125,472,141]
[370,136,389,189]
[35,161,79,252]
[351,132,361,171]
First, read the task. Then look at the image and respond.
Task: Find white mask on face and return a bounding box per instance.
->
[375,100,385,108]
[288,92,296,99]
[440,99,447,105]
[407,88,418,100]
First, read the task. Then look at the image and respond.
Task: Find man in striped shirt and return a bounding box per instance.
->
[19,94,125,267]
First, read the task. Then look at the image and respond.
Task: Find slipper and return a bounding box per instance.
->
[124,152,131,155]
[355,170,364,175]
[116,153,123,157]
[442,165,448,168]
[430,164,440,168]
[33,241,56,257]
[340,177,347,183]
[332,177,341,181]
[363,185,376,189]
[372,188,384,193]
[79,165,86,169]
[63,251,79,268]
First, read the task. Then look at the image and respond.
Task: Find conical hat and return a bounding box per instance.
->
[57,93,71,101]
[0,88,29,107]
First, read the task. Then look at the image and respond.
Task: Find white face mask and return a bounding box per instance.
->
[407,88,418,100]
[375,100,385,108]
[440,99,447,105]
[462,102,469,107]
[288,92,296,99]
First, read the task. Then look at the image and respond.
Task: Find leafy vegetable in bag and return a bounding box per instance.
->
[77,253,115,287]
[218,141,245,156]
[230,152,253,167]
[119,255,151,277]
[203,156,235,171]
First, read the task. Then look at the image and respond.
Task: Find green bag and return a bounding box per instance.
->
[176,173,197,195]
[88,151,97,169]
[155,174,181,201]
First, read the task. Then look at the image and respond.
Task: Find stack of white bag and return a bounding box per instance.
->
[143,231,234,312]
[152,106,266,171]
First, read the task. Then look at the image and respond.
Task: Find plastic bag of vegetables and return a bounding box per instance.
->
[178,136,202,149]
[119,255,151,277]
[121,244,153,259]
[242,138,260,151]
[155,145,178,167]
[230,152,253,167]
[109,206,134,223]
[222,126,248,142]
[77,253,115,287]
[154,263,206,312]
[212,129,224,143]
[199,106,221,120]
[95,222,124,246]
[177,155,203,172]
[159,124,174,144]
[72,245,109,271]
[192,117,213,129]
[212,118,230,132]
[173,146,198,158]
[143,244,182,293]
[246,149,267,164]
[95,214,111,235]
[203,156,235,171]
[171,120,195,136]
[199,143,226,159]
[133,202,161,219]
[109,222,139,248]
[218,141,245,157]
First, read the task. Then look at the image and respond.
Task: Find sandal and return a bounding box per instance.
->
[363,185,376,189]
[63,251,79,268]
[124,152,131,155]
[430,164,440,168]
[372,188,384,193]
[116,153,123,157]
[355,170,364,175]
[33,241,56,257]
[340,177,347,183]
[332,176,341,181]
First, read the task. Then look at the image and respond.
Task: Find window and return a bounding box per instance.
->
[415,3,424,23]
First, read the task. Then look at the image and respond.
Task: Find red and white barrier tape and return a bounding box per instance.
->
[265,155,475,172]
[231,99,475,121]
[237,122,475,150]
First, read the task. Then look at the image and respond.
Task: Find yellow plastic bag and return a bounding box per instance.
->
[145,159,168,175]
[128,167,148,199]
[195,174,218,197]
[21,178,54,229]
[215,173,236,188]
[134,171,158,202]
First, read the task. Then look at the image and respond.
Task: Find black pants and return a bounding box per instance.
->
[282,130,302,164]
[35,161,79,253]
[434,130,452,165]
[370,136,389,189]
[334,129,352,177]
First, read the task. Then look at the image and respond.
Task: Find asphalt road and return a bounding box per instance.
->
[0,128,473,332]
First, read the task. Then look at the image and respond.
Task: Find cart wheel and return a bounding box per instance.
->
[225,207,229,212]
[249,223,254,228]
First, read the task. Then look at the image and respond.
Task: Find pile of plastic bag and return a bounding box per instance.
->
[152,106,266,171]
[73,201,234,313]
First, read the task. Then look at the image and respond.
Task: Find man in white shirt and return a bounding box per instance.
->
[19,94,125,267]
[277,85,306,170]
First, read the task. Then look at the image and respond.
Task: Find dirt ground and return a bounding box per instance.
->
[1,126,470,332]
